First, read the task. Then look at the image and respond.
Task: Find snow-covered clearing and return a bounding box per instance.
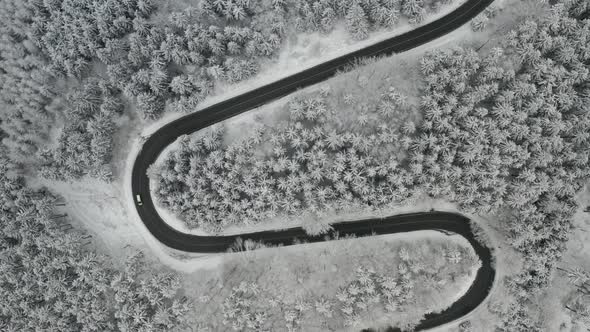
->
[181,230,481,331]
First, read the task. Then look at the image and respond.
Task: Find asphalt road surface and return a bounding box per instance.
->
[131,0,495,329]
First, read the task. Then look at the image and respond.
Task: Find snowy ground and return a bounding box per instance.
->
[534,185,590,331]
[181,230,482,331]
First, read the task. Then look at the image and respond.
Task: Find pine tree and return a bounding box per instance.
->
[346,4,370,40]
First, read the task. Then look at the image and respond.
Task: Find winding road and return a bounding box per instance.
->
[131,0,496,329]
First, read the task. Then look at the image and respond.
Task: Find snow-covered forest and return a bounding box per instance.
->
[0,0,446,181]
[157,0,590,247]
[152,88,416,233]
[0,150,190,330]
[0,0,473,329]
[153,0,590,328]
[1,0,590,329]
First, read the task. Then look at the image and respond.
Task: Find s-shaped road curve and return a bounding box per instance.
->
[132,0,495,329]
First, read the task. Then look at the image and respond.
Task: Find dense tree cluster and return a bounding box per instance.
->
[416,42,586,262]
[0,0,56,160]
[293,0,446,39]
[153,90,415,232]
[406,1,590,327]
[0,152,190,330]
[1,0,448,123]
[31,0,153,78]
[39,79,122,181]
[222,282,267,330]
[111,2,285,118]
[34,0,445,119]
